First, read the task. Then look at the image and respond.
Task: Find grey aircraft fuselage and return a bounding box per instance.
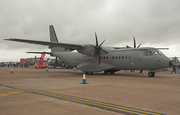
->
[53,48,170,72]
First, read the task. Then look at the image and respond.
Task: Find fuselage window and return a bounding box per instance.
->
[106,56,108,59]
[122,56,124,59]
[115,56,117,59]
[104,56,105,59]
[112,56,114,59]
[119,56,121,59]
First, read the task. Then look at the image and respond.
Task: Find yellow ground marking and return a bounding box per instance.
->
[30,90,161,115]
[0,92,21,98]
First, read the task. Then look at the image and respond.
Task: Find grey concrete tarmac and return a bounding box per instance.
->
[0,67,180,115]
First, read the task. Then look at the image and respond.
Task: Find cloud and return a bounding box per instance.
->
[1,0,180,61]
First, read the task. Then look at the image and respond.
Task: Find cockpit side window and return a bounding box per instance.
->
[143,51,148,56]
[149,51,153,56]
[143,51,154,56]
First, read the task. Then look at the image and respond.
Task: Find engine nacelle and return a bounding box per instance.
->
[77,44,94,55]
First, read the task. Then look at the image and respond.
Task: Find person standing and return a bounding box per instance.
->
[171,65,176,73]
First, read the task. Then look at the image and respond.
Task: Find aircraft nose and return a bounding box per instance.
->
[169,60,173,67]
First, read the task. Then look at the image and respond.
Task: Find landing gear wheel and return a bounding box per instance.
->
[110,72,115,74]
[148,72,155,77]
[104,71,108,74]
[85,72,93,75]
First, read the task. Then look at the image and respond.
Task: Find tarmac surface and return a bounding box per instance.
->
[0,67,180,115]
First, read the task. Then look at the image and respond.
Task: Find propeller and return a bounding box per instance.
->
[126,36,142,48]
[87,32,108,65]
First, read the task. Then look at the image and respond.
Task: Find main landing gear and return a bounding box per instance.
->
[104,71,115,75]
[85,72,93,75]
[148,72,155,77]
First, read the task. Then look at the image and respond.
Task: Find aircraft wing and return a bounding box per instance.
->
[111,47,169,52]
[26,52,52,54]
[5,38,83,49]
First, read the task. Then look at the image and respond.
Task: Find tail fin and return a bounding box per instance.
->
[40,51,46,64]
[49,25,67,52]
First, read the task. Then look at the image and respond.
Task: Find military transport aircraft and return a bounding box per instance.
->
[5,25,173,77]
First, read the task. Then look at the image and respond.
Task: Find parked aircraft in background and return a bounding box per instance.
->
[5,25,173,77]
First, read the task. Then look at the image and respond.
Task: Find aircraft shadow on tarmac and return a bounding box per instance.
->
[48,70,169,78]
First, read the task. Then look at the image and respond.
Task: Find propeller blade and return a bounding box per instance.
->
[102,49,108,54]
[86,57,91,60]
[89,44,96,48]
[99,39,106,46]
[91,33,107,65]
[137,43,142,48]
[95,32,98,46]
[133,36,136,48]
[88,49,99,60]
[98,51,101,65]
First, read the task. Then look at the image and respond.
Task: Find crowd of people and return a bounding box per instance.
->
[0,62,30,68]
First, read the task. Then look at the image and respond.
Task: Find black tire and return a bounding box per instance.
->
[110,71,115,74]
[89,72,93,75]
[148,72,155,77]
[104,71,108,74]
[86,72,93,75]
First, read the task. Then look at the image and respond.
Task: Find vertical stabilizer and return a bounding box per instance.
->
[49,25,66,52]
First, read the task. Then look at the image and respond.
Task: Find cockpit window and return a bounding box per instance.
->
[158,51,164,56]
[143,51,148,56]
[144,50,164,56]
[149,51,153,56]
[153,51,162,55]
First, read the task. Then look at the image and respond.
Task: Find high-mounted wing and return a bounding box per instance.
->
[26,52,52,54]
[111,47,169,52]
[5,38,83,50]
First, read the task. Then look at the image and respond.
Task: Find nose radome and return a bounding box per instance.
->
[169,60,173,67]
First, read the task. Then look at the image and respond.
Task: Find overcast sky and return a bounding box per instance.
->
[0,0,180,62]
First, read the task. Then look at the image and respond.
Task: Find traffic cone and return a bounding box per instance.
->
[81,72,87,84]
[11,67,13,73]
[46,67,48,72]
